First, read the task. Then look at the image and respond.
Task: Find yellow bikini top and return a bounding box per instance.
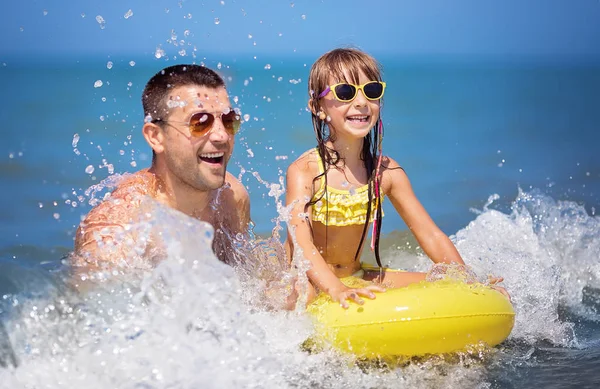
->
[311,149,384,227]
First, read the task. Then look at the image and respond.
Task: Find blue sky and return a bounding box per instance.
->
[2,0,600,60]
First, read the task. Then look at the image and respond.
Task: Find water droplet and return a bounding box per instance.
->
[124,9,134,19]
[85,165,95,174]
[301,14,306,20]
[130,161,137,167]
[243,114,250,122]
[264,64,271,70]
[43,10,48,16]
[81,13,85,18]
[72,134,80,148]
[290,2,295,7]
[246,149,254,157]
[129,61,136,67]
[96,15,106,29]
[53,213,60,220]
[184,29,191,37]
[101,97,106,102]
[155,46,165,59]
[214,18,220,25]
[38,202,43,208]
[106,61,113,69]
[19,27,24,32]
[217,62,222,69]
[248,34,253,39]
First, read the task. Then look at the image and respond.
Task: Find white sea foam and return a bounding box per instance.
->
[1,189,598,387]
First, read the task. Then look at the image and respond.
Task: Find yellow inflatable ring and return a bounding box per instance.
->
[307,280,515,358]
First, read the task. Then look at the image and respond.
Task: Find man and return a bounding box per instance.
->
[73,64,250,271]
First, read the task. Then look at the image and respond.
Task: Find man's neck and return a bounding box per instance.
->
[147,164,214,218]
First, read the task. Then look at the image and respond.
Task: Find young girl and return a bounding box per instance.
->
[285,48,474,308]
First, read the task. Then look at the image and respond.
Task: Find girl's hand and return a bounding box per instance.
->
[487,275,511,301]
[331,285,386,309]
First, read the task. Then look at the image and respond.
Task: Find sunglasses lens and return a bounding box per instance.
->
[188,111,241,137]
[334,84,357,101]
[189,112,215,137]
[221,111,241,134]
[364,82,384,99]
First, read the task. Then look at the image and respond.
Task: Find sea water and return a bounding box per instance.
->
[1,55,599,387]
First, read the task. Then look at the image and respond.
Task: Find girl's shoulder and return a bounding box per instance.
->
[380,155,409,189]
[288,148,319,174]
[286,148,322,188]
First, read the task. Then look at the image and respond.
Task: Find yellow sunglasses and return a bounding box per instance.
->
[317,81,386,102]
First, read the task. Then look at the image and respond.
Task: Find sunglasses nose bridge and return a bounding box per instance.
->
[208,114,232,140]
[353,86,369,104]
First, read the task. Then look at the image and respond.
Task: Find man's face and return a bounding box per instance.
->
[159,85,236,192]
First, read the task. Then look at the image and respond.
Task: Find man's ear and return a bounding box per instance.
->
[142,122,165,154]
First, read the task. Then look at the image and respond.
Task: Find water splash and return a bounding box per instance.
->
[453,189,599,346]
[6,185,596,386]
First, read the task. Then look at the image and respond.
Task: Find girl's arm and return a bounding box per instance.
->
[382,158,465,265]
[286,156,383,308]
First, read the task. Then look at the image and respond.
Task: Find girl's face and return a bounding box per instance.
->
[319,70,381,141]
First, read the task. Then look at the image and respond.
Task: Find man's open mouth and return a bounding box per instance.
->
[198,152,225,164]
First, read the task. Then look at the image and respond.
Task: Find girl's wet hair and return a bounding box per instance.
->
[306,48,386,268]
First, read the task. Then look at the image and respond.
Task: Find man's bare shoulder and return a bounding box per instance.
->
[224,171,249,202]
[213,171,251,237]
[74,170,156,252]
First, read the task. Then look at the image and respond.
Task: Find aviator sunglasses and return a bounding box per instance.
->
[153,110,241,137]
[317,81,386,102]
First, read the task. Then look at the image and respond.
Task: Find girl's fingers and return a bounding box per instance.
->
[336,285,387,308]
[487,275,504,284]
[366,284,387,293]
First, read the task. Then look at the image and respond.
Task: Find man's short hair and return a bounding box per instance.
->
[142,64,225,121]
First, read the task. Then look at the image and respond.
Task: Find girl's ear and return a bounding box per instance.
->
[308,99,328,121]
[142,122,166,155]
